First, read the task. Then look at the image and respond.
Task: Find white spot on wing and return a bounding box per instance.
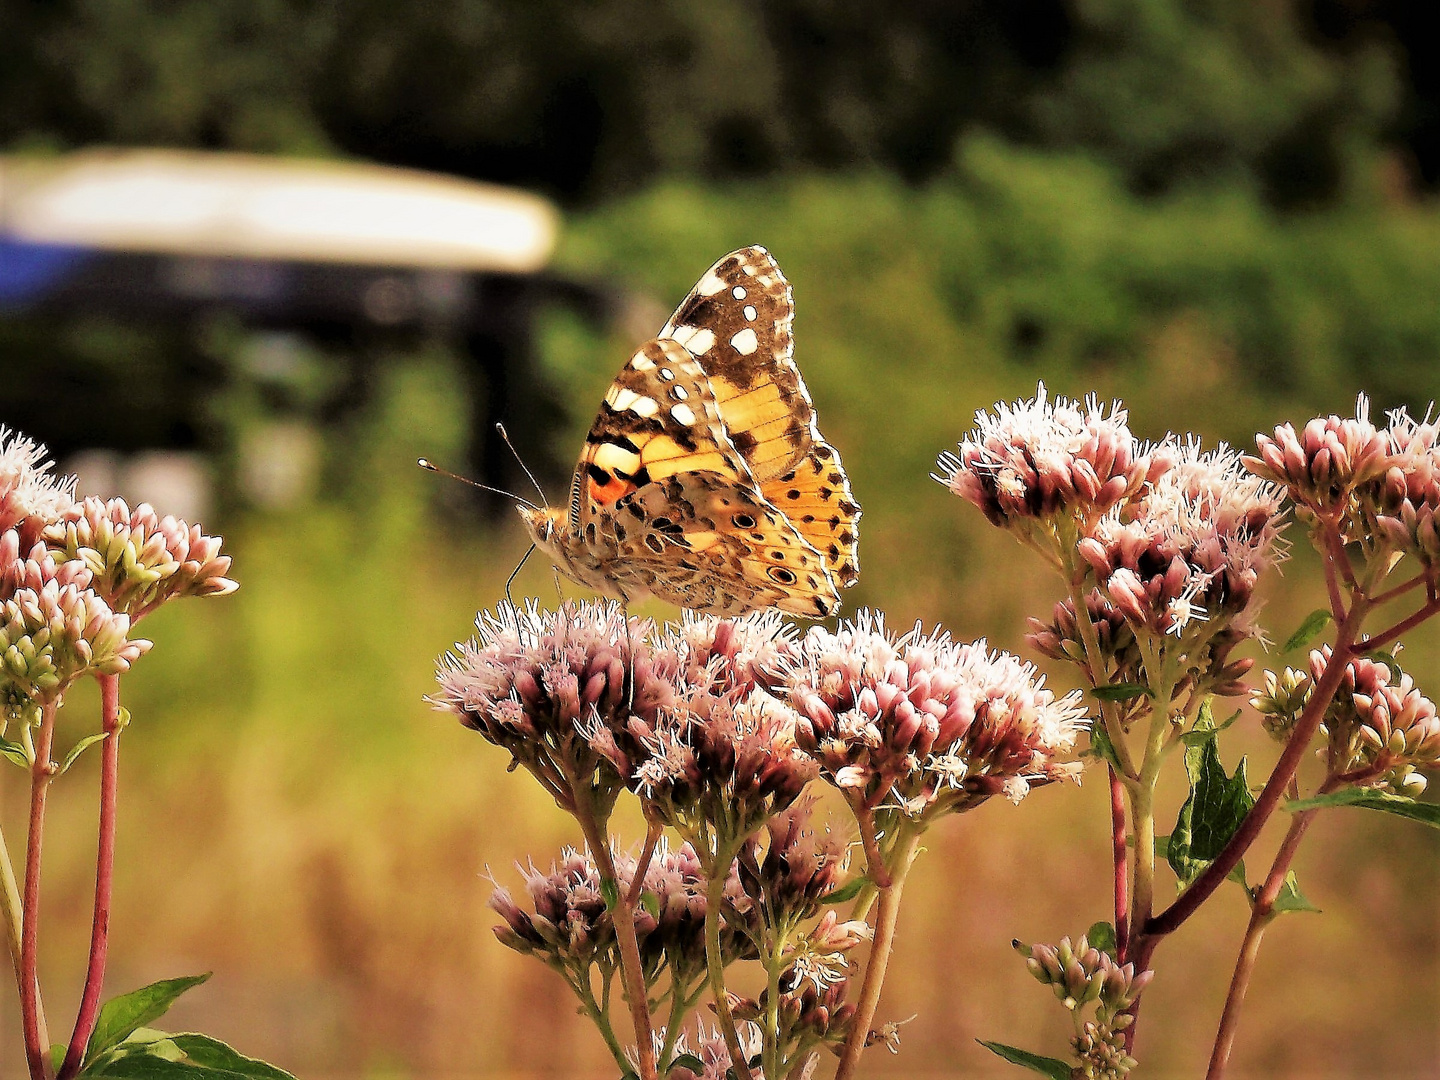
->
[730,328,759,355]
[659,368,676,381]
[630,396,660,418]
[671,385,689,400]
[610,387,639,411]
[732,286,747,300]
[696,270,727,296]
[743,305,757,321]
[631,352,655,371]
[670,403,697,426]
[593,443,641,474]
[671,325,716,354]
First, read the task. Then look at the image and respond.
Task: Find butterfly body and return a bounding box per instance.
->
[523,247,859,618]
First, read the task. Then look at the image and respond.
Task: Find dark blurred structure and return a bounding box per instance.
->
[0,0,1434,205]
[0,149,600,504]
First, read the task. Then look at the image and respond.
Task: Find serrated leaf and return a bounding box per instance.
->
[639,889,660,920]
[599,879,620,912]
[1085,921,1118,960]
[1286,788,1440,828]
[60,732,109,776]
[1091,683,1152,702]
[976,1040,1072,1080]
[820,877,865,905]
[1271,872,1321,915]
[1168,725,1255,887]
[1284,609,1332,652]
[1086,724,1122,770]
[86,975,212,1064]
[0,735,29,769]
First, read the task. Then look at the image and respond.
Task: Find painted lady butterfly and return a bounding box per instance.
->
[519,246,860,617]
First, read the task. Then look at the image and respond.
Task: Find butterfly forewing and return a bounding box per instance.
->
[661,246,815,484]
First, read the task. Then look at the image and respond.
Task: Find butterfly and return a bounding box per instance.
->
[517,246,860,618]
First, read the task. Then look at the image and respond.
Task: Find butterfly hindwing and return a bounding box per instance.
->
[661,246,815,484]
[759,440,861,588]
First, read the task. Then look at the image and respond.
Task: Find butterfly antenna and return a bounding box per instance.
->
[416,458,540,511]
[494,422,549,510]
[504,544,535,611]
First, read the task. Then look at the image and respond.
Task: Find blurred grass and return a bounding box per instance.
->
[4,148,1440,1077]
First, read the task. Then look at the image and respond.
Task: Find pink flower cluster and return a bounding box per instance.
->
[489,841,754,984]
[1080,441,1285,642]
[1312,648,1440,795]
[935,385,1162,529]
[0,532,151,712]
[1248,398,1440,569]
[45,497,237,617]
[431,601,684,804]
[736,798,848,923]
[639,1023,763,1080]
[1247,401,1394,516]
[790,613,1086,816]
[0,429,76,549]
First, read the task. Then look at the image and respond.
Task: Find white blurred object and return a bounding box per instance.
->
[0,149,558,273]
[238,421,321,510]
[66,449,123,500]
[64,449,211,522]
[125,452,211,523]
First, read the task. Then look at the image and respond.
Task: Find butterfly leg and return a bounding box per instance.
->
[504,544,535,612]
[620,596,637,714]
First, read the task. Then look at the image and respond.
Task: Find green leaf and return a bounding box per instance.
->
[85,1033,297,1080]
[1286,788,1440,828]
[0,735,29,769]
[639,889,660,920]
[1168,724,1255,887]
[1091,683,1152,702]
[1227,859,1248,889]
[976,1040,1073,1080]
[1180,703,1241,747]
[668,1054,706,1075]
[1085,921,1118,960]
[86,975,212,1064]
[1271,872,1321,915]
[820,877,865,905]
[1086,724,1122,770]
[1284,609,1332,652]
[52,1045,68,1073]
[59,732,109,776]
[599,879,620,912]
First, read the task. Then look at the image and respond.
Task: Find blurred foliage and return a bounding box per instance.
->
[2,0,1437,203]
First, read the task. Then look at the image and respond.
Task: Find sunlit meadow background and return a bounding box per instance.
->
[3,3,1440,1077]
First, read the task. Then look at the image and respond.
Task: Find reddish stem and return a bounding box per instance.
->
[1204,780,1331,1080]
[1367,572,1428,607]
[1109,767,1130,963]
[1355,597,1440,652]
[22,700,58,1080]
[59,674,123,1080]
[1144,601,1365,939]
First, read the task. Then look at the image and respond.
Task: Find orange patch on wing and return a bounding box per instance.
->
[588,474,636,506]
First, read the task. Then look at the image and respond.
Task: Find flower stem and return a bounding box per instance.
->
[1205,784,1328,1080]
[60,674,123,1080]
[762,932,789,1080]
[22,700,59,1080]
[703,841,752,1080]
[569,779,657,1080]
[2,817,48,1053]
[833,825,922,1080]
[1109,767,1130,962]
